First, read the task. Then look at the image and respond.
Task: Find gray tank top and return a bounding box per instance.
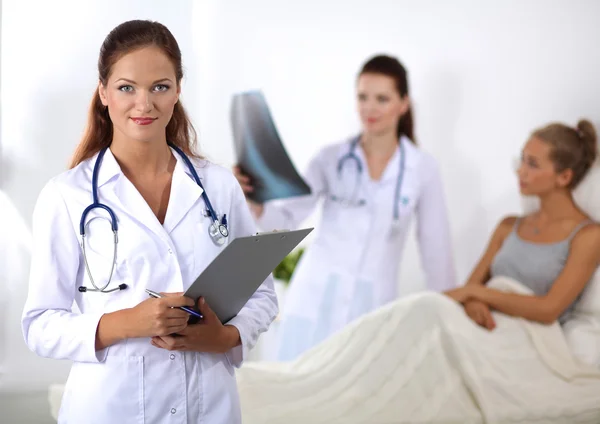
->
[490,218,594,324]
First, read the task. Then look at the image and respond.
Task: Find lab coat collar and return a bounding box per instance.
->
[93,145,206,189]
[93,147,121,189]
[92,145,205,239]
[162,147,205,234]
[343,134,416,184]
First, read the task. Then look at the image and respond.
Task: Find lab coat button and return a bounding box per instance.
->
[170,354,175,360]
[168,249,173,254]
[171,408,176,414]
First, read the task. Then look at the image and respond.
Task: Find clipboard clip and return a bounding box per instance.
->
[254,229,291,236]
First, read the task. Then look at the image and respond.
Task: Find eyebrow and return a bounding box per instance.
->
[115,78,173,84]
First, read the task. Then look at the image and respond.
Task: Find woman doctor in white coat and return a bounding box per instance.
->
[235,54,456,361]
[21,20,277,424]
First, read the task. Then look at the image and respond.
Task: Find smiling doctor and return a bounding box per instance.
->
[21,20,277,424]
[235,54,456,361]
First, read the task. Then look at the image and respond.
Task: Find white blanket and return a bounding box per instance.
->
[236,276,600,424]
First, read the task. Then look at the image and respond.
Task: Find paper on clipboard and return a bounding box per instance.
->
[230,90,311,203]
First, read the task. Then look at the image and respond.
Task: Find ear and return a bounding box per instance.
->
[556,168,574,188]
[398,95,410,117]
[175,83,181,105]
[98,82,108,107]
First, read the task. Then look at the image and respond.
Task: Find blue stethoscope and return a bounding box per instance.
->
[330,135,406,224]
[78,142,229,293]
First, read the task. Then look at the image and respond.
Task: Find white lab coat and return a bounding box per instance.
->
[256,136,456,360]
[21,147,278,424]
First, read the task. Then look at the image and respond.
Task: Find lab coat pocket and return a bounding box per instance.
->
[203,353,241,419]
[60,356,145,424]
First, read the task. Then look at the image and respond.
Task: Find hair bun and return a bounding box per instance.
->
[576,119,598,165]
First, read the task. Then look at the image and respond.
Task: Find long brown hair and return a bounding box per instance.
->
[358,54,415,144]
[69,20,198,168]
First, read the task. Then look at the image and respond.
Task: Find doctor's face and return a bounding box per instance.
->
[357,73,409,137]
[517,136,573,196]
[98,45,181,144]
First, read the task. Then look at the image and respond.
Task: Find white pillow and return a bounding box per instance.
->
[521,158,600,367]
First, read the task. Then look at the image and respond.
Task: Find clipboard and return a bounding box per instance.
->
[184,227,313,324]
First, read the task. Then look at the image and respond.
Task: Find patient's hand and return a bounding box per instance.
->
[464,300,496,330]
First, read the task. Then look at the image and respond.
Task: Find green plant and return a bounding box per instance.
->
[273,247,305,285]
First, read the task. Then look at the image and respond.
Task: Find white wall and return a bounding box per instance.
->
[2,0,600,396]
[193,0,600,294]
[0,0,197,393]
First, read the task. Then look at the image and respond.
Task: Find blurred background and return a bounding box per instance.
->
[1,0,599,421]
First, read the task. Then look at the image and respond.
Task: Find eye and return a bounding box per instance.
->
[357,93,367,102]
[118,85,134,93]
[376,95,390,103]
[154,84,170,92]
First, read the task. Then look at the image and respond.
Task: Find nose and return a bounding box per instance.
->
[359,99,376,115]
[135,92,153,113]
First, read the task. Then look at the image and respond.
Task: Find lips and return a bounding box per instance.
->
[131,117,157,125]
[367,118,378,124]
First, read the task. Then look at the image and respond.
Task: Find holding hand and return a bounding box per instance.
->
[464,299,496,330]
[126,292,195,338]
[151,297,241,354]
[233,166,254,194]
[443,286,473,304]
[232,165,264,217]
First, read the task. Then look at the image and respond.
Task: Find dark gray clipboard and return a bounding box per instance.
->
[184,227,313,324]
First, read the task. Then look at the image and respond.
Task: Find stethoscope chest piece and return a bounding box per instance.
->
[209,221,228,245]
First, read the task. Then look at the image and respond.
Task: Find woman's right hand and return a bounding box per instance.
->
[233,165,264,217]
[233,165,254,195]
[127,292,195,338]
[464,299,496,330]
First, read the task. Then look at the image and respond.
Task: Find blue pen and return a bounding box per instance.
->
[145,289,203,319]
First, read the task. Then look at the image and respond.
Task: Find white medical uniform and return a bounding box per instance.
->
[21,147,278,424]
[256,136,455,360]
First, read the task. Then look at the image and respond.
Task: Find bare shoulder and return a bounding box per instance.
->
[572,222,600,247]
[496,215,519,236]
[484,215,518,247]
[568,222,600,268]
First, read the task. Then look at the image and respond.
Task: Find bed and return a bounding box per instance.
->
[48,161,600,423]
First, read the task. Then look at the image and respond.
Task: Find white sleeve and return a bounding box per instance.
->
[225,178,279,368]
[415,158,457,292]
[255,148,329,231]
[21,181,108,363]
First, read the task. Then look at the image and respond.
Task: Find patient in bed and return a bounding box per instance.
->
[235,119,600,424]
[444,118,600,328]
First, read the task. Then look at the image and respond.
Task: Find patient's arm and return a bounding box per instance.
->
[444,217,515,328]
[463,216,517,287]
[470,224,600,324]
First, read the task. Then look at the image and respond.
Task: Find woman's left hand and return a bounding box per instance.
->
[151,297,241,354]
[443,286,475,304]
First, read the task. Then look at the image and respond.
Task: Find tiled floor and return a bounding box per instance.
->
[0,391,55,424]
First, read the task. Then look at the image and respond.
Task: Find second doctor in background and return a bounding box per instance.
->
[235,55,456,361]
[21,20,277,423]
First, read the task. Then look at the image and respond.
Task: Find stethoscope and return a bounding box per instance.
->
[330,135,406,224]
[78,142,229,293]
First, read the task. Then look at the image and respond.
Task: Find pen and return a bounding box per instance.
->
[145,289,204,319]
